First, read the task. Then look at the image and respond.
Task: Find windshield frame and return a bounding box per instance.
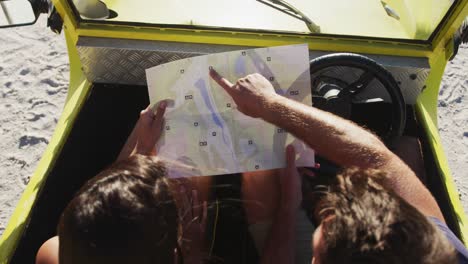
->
[66,0,463,45]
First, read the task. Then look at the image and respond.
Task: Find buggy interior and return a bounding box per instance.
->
[8,38,463,263]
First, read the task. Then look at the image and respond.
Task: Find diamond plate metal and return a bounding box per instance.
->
[77,37,253,86]
[77,47,202,85]
[77,37,430,104]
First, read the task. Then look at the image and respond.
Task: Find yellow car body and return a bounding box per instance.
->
[0,0,467,262]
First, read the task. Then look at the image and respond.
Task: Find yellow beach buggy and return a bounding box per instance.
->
[0,0,467,263]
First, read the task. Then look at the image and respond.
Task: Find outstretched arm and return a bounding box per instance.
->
[209,69,444,221]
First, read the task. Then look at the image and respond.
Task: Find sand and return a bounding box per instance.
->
[0,17,68,234]
[0,17,467,236]
[439,43,468,212]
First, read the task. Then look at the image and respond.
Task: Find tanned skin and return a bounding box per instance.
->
[209,69,443,221]
[209,69,445,263]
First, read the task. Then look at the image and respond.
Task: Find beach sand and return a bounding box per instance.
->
[439,43,468,212]
[0,17,467,235]
[0,18,68,234]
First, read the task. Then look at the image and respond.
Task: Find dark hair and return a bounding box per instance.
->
[316,168,457,264]
[58,155,179,264]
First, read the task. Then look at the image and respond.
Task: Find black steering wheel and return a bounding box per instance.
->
[309,53,406,146]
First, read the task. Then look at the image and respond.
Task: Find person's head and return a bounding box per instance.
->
[311,168,457,264]
[58,155,180,264]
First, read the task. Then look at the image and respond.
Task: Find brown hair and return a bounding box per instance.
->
[316,168,457,264]
[58,155,179,264]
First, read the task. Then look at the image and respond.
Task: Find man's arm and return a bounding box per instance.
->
[209,69,444,221]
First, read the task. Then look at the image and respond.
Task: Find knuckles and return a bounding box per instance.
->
[238,73,264,85]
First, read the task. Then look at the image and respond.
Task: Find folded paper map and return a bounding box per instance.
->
[146,44,315,177]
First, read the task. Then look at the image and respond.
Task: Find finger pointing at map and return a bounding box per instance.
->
[146,44,315,176]
[208,68,234,94]
[209,68,279,118]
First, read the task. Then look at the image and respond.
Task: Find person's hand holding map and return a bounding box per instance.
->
[146,44,315,177]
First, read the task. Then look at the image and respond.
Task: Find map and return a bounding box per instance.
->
[146,44,315,177]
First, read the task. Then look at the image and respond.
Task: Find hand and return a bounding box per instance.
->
[117,101,167,160]
[209,68,279,118]
[134,101,167,155]
[279,145,302,212]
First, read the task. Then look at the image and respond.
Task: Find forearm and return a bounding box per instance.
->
[209,69,444,222]
[261,95,445,221]
[260,207,296,264]
[262,95,389,169]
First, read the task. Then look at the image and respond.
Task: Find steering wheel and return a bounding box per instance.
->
[309,53,406,146]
